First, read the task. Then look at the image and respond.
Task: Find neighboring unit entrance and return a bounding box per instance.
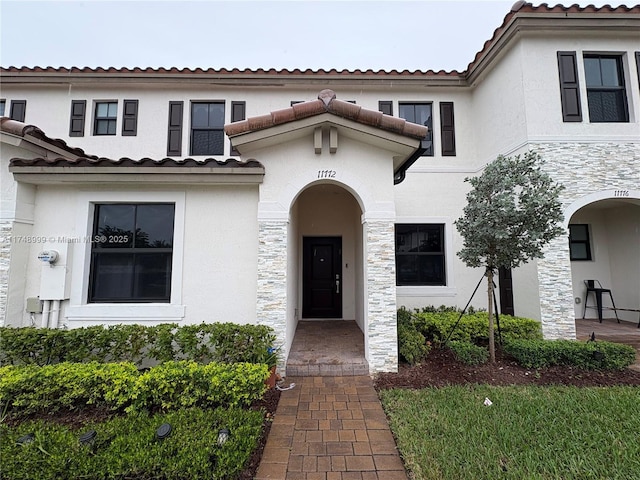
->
[303,237,342,318]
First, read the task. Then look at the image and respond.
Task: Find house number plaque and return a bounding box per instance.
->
[317,170,337,179]
[613,190,629,197]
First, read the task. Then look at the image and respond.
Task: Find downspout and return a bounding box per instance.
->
[41,300,51,328]
[393,146,426,185]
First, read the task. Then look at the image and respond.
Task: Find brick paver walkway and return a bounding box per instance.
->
[255,376,408,480]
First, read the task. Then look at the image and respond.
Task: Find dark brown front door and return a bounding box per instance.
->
[499,267,515,316]
[303,237,342,318]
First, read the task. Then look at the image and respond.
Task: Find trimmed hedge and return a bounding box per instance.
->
[412,310,542,345]
[504,339,637,370]
[1,407,263,480]
[0,361,269,416]
[0,322,276,367]
[448,341,489,366]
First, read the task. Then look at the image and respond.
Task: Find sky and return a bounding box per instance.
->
[0,0,627,72]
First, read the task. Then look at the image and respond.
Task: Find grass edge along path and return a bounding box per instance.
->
[379,385,640,480]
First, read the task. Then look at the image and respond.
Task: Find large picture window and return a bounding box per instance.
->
[395,224,445,286]
[190,102,225,155]
[89,204,175,302]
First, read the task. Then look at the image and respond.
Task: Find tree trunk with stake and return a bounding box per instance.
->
[486,267,496,363]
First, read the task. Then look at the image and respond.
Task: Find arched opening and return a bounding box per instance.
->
[286,182,369,375]
[569,197,640,331]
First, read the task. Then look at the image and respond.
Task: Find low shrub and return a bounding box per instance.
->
[409,309,542,345]
[397,307,430,364]
[448,341,489,365]
[0,407,263,480]
[0,322,276,367]
[0,361,269,416]
[503,339,637,370]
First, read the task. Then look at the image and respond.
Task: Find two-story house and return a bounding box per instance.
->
[1,2,639,374]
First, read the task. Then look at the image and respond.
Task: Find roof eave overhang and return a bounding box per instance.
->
[9,166,265,186]
[229,113,421,171]
[467,13,640,85]
[1,131,81,160]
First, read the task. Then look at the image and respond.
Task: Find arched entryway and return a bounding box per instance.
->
[568,195,640,325]
[286,182,368,375]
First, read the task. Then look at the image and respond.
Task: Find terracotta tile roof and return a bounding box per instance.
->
[225,89,429,139]
[9,157,264,169]
[1,3,636,78]
[0,116,97,159]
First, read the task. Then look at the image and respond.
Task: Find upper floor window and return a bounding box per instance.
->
[569,224,592,261]
[94,102,117,135]
[191,102,225,155]
[395,224,445,286]
[399,103,433,156]
[584,55,628,123]
[89,203,175,302]
[0,100,5,116]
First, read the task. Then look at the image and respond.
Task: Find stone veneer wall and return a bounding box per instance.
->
[0,220,11,324]
[364,220,398,373]
[256,221,289,362]
[534,142,640,339]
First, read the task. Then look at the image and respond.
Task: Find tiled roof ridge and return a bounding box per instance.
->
[1,3,636,77]
[1,116,98,159]
[9,157,264,168]
[225,89,428,139]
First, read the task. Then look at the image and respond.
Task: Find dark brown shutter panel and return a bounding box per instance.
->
[439,102,456,156]
[10,100,26,122]
[167,101,183,156]
[378,101,393,116]
[122,99,138,136]
[69,100,86,137]
[636,52,640,88]
[230,101,246,156]
[557,51,582,122]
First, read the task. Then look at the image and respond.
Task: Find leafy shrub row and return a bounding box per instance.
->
[1,407,263,480]
[503,339,637,370]
[0,322,276,367]
[0,361,269,416]
[397,306,542,364]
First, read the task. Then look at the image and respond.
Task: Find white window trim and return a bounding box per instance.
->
[395,216,457,297]
[67,190,186,323]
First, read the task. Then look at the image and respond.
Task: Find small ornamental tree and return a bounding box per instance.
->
[454,151,565,363]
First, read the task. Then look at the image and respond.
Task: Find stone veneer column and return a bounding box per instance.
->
[256,220,288,357]
[534,142,640,339]
[364,220,398,373]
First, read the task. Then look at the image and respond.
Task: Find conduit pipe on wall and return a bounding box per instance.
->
[41,300,51,328]
[50,300,61,329]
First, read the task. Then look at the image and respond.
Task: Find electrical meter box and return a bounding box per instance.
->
[39,242,73,300]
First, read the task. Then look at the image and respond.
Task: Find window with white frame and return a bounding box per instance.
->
[395,224,445,286]
[89,203,175,302]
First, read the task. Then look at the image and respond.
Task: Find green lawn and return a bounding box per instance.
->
[379,385,640,480]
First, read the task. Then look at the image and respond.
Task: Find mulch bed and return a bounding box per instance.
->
[374,347,640,390]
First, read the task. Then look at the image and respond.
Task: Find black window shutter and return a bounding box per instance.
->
[10,100,26,122]
[69,100,86,137]
[122,100,139,136]
[378,101,393,116]
[167,101,183,156]
[439,102,456,156]
[230,101,246,156]
[636,52,640,88]
[557,51,582,122]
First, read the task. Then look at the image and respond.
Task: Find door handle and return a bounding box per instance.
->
[335,274,340,294]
